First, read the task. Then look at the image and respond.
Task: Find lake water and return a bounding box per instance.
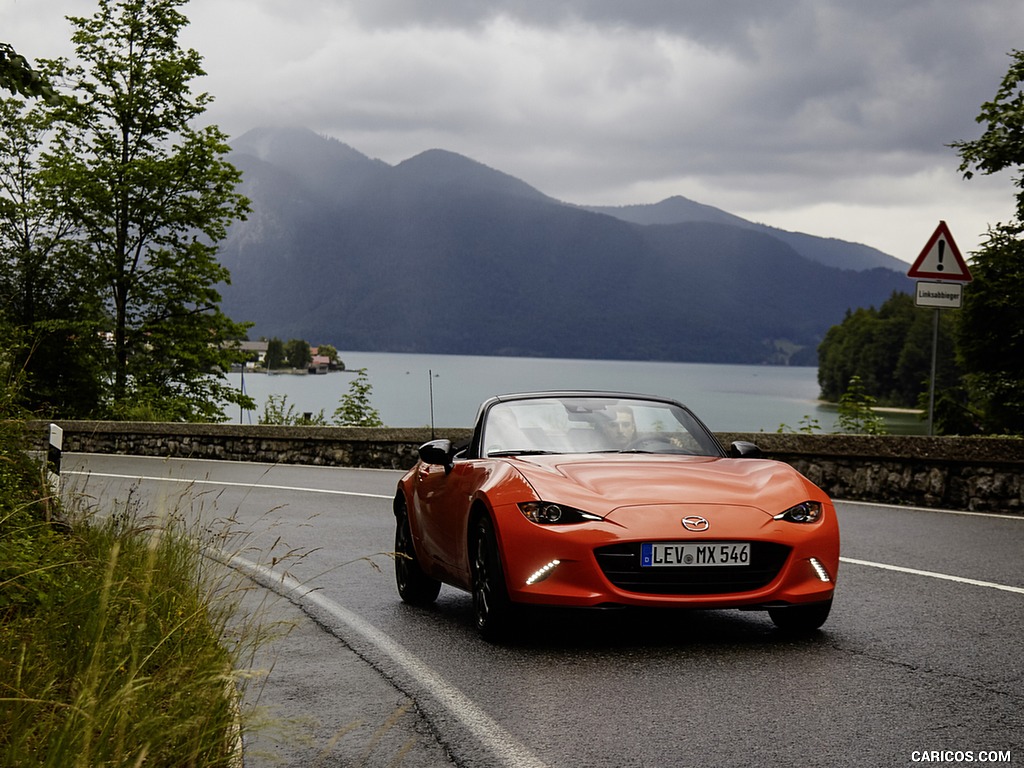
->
[224,351,927,434]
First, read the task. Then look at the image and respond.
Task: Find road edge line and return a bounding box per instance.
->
[219,551,550,768]
[840,556,1024,595]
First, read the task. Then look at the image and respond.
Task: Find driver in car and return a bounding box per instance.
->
[608,406,637,447]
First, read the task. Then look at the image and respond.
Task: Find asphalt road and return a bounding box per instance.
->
[61,453,1023,768]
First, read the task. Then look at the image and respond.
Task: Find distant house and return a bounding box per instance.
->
[308,354,331,374]
[310,346,344,372]
[235,340,269,369]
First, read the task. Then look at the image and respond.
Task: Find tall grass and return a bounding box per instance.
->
[0,433,249,766]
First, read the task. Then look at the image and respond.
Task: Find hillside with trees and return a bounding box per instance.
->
[217,127,912,367]
[817,292,960,408]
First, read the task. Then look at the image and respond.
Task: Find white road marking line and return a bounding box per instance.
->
[838,499,1024,521]
[63,470,393,499]
[223,553,550,768]
[840,557,1024,595]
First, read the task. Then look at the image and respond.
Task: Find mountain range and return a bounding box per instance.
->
[216,126,912,365]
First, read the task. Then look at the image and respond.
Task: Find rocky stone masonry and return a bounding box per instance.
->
[34,421,1024,514]
[717,432,1024,513]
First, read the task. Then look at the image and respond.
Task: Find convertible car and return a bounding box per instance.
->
[394,391,839,639]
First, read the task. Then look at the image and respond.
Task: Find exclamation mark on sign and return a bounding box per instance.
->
[937,239,945,271]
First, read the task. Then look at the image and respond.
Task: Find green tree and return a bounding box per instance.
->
[817,291,958,408]
[954,228,1024,432]
[284,339,311,370]
[36,0,252,421]
[264,337,285,370]
[0,97,106,416]
[836,375,887,435]
[333,368,384,427]
[951,49,1024,433]
[259,394,326,426]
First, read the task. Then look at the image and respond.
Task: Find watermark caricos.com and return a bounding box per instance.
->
[910,751,1012,764]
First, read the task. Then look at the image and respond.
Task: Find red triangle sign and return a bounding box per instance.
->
[907,221,972,281]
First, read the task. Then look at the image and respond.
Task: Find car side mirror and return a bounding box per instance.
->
[418,439,454,472]
[728,440,763,459]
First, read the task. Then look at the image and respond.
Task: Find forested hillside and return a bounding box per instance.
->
[817,292,960,407]
[218,127,912,366]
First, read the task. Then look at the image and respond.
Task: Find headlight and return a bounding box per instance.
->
[519,501,602,525]
[773,501,823,523]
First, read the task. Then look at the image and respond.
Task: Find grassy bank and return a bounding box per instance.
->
[0,421,247,767]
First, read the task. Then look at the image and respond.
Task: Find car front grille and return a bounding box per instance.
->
[593,541,791,595]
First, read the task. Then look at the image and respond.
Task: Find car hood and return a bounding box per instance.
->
[506,453,820,518]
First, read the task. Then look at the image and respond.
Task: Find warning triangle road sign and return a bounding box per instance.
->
[907,221,972,282]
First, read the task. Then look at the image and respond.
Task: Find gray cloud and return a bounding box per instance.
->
[6,0,1023,258]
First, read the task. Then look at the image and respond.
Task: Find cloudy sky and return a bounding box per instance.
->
[5,0,1023,262]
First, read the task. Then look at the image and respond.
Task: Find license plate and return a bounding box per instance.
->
[641,541,750,567]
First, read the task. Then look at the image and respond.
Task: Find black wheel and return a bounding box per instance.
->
[768,598,832,633]
[395,501,441,606]
[471,515,514,641]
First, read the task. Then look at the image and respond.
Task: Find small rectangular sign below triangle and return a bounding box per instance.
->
[907,221,972,281]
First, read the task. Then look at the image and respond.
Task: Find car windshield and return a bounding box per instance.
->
[481,396,721,457]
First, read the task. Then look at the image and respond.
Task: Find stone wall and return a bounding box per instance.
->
[718,432,1024,513]
[38,420,473,471]
[35,421,1024,514]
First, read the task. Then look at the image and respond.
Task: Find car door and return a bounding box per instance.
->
[413,458,482,584]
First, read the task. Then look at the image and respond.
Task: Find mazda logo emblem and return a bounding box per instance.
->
[681,515,710,532]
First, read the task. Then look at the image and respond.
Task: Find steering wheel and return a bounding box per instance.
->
[623,435,678,452]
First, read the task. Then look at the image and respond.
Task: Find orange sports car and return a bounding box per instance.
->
[394,391,839,640]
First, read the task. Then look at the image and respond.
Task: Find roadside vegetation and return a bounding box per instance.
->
[258,367,385,427]
[0,9,380,762]
[0,404,251,765]
[777,374,888,435]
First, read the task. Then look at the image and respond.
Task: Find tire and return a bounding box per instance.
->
[471,515,515,642]
[768,598,832,633]
[394,502,441,606]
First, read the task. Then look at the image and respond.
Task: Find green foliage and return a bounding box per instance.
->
[258,394,326,426]
[261,369,385,427]
[284,339,311,370]
[264,338,285,370]
[0,420,245,765]
[333,368,384,427]
[926,383,983,436]
[956,227,1024,433]
[1,510,243,765]
[0,98,106,418]
[817,291,960,408]
[836,375,888,435]
[258,368,384,426]
[952,49,1024,218]
[0,43,59,104]
[776,415,823,434]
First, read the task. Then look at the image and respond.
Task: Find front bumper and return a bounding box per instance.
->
[494,501,839,610]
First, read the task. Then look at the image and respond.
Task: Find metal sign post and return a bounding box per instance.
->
[927,308,939,436]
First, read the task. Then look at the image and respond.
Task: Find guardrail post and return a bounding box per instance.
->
[47,423,63,496]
